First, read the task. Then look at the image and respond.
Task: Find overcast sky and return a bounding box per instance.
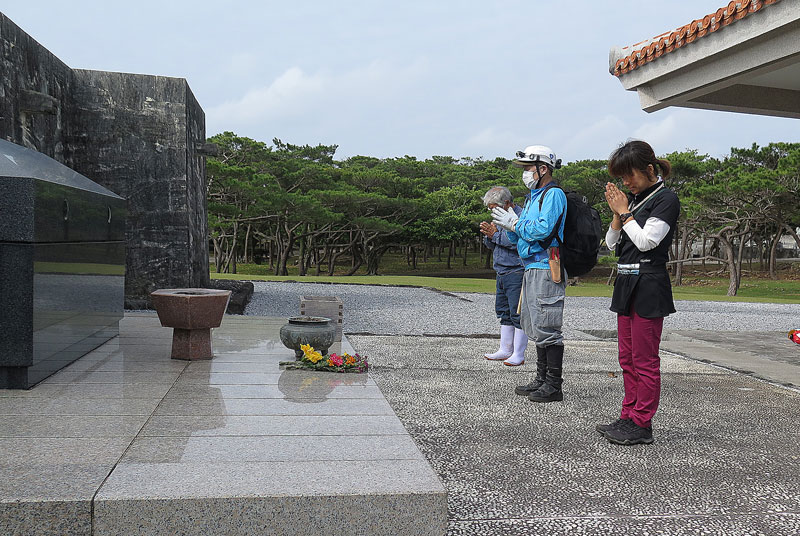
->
[5,1,797,163]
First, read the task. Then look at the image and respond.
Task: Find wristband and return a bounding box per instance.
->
[619,212,633,223]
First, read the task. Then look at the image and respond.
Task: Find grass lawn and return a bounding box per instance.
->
[211,271,800,304]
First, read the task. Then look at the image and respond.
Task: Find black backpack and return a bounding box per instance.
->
[536,184,602,277]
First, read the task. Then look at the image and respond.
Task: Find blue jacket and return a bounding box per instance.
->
[483,204,523,274]
[506,184,566,270]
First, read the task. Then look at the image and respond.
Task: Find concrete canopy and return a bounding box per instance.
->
[610,0,800,119]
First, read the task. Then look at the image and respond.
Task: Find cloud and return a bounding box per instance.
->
[463,126,520,154]
[558,114,628,161]
[226,52,260,76]
[207,67,327,125]
[632,112,682,149]
[206,59,430,134]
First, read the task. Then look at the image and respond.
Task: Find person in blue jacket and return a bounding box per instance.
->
[491,145,567,403]
[480,186,527,366]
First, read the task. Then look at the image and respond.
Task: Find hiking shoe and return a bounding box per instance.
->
[527,383,563,403]
[514,379,544,396]
[604,420,653,445]
[596,418,632,436]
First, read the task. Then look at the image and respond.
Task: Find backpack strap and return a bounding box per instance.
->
[536,183,565,250]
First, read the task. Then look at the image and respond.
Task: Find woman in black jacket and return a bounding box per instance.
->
[598,140,680,446]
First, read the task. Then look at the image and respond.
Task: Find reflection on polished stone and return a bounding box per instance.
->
[278,369,368,404]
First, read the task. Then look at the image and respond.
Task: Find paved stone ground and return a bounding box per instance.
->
[248,281,800,534]
[661,331,800,389]
[349,335,800,536]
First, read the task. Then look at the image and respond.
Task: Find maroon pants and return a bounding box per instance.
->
[617,304,664,428]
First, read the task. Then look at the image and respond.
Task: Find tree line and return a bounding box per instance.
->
[206,132,800,296]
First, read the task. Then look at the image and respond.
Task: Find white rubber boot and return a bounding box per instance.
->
[503,328,528,366]
[484,325,514,360]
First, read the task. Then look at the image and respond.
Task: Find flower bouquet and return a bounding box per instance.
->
[790,329,800,345]
[279,344,369,373]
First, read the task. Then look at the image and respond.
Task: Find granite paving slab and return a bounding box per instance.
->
[162,383,385,399]
[184,360,288,372]
[93,493,447,536]
[661,330,800,388]
[0,397,161,416]
[152,396,396,416]
[97,460,444,498]
[0,415,149,438]
[121,435,427,463]
[0,437,133,464]
[0,383,173,399]
[41,370,182,385]
[1,501,92,536]
[138,414,411,437]
[61,358,187,372]
[171,372,285,385]
[0,312,447,536]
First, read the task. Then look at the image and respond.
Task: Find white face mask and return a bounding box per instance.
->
[522,170,538,189]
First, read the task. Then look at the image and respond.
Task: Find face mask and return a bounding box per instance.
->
[522,170,537,189]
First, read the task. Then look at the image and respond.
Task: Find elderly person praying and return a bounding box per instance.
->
[480,186,527,366]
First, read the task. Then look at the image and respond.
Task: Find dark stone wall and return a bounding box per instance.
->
[0,14,75,161]
[0,12,210,308]
[185,85,211,289]
[69,71,210,305]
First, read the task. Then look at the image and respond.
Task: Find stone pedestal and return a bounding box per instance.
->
[151,288,231,360]
[300,296,343,341]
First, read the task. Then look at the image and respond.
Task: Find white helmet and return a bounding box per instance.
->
[513,145,561,169]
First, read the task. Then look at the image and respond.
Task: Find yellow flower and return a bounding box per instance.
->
[300,344,323,363]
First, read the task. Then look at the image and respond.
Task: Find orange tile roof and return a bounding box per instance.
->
[613,0,780,76]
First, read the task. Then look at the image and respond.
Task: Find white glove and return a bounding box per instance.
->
[491,206,519,232]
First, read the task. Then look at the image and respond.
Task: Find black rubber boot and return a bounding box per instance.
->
[514,346,547,396]
[528,345,564,403]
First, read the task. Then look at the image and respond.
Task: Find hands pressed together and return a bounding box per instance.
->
[491,206,519,231]
[479,221,498,238]
[604,182,629,216]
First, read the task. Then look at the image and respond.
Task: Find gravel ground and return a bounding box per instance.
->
[349,334,800,535]
[245,281,800,337]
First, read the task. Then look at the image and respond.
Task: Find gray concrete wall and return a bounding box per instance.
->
[0,12,210,308]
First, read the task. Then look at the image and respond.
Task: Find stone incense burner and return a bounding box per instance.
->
[279,316,336,359]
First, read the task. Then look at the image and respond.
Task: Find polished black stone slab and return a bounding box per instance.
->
[0,140,126,388]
